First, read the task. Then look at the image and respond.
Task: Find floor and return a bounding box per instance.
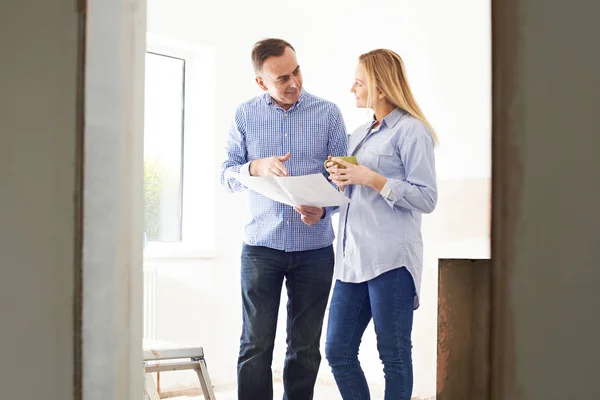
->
[172,381,384,399]
[143,339,384,399]
[174,386,341,400]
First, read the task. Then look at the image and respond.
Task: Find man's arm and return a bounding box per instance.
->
[220,106,251,193]
[220,105,295,194]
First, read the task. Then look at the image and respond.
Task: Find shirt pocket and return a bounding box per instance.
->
[365,144,399,174]
[376,143,406,180]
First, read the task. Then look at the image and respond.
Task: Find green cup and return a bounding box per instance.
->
[324,156,357,169]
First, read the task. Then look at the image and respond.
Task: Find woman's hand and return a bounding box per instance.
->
[325,157,345,191]
[326,157,387,191]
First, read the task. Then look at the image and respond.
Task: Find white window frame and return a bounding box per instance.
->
[143,33,216,259]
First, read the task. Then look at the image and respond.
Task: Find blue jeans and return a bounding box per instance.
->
[325,267,416,400]
[238,244,334,400]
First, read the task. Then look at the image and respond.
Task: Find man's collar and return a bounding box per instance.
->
[264,90,306,110]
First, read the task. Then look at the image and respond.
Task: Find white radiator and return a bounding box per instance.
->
[143,267,158,340]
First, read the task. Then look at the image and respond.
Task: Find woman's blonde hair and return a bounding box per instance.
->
[359,49,438,144]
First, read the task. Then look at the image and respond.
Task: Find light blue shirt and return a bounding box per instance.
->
[335,108,437,308]
[220,91,348,252]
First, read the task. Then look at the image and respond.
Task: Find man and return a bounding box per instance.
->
[220,38,348,400]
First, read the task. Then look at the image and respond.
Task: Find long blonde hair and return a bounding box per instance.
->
[359,49,438,144]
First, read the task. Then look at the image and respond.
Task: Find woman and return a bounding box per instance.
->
[324,49,438,400]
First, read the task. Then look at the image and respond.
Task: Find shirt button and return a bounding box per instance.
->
[285,133,288,137]
[287,220,290,225]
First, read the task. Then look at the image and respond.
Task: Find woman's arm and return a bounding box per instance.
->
[378,123,437,213]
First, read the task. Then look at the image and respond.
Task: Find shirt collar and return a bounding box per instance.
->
[372,107,407,129]
[264,90,306,110]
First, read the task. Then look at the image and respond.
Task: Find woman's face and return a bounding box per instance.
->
[350,63,369,109]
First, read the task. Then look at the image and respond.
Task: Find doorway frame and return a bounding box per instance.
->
[79,0,147,398]
[490,0,519,398]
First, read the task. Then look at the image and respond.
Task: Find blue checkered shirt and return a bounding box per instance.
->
[220,91,348,252]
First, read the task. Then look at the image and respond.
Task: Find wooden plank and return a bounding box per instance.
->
[195,359,217,400]
[144,372,161,400]
[143,346,204,361]
[437,258,491,400]
[144,360,201,373]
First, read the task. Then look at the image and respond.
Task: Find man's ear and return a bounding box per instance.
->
[256,76,268,91]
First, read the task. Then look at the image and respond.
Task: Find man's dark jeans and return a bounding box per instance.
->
[237,244,334,400]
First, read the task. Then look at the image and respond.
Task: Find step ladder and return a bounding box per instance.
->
[143,345,216,399]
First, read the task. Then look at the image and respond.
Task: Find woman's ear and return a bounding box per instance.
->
[377,88,386,100]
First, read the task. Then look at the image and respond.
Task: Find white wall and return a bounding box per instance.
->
[0,1,78,399]
[146,0,490,397]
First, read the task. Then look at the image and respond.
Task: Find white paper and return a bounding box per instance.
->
[231,172,350,207]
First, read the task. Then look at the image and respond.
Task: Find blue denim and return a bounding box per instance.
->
[238,244,335,400]
[325,267,416,400]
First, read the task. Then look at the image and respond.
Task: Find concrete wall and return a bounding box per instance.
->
[83,1,146,399]
[492,0,600,399]
[0,1,79,399]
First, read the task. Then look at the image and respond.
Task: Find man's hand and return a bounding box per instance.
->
[294,206,324,226]
[249,153,291,177]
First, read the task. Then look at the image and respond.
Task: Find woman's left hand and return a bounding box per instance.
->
[327,157,385,190]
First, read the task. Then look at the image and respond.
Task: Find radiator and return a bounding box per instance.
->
[143,267,158,340]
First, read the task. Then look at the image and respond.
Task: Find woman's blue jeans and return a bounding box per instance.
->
[325,267,416,400]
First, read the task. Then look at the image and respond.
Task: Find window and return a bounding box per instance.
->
[144,52,185,242]
[143,35,216,258]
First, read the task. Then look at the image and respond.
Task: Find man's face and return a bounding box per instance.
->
[256,47,303,109]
